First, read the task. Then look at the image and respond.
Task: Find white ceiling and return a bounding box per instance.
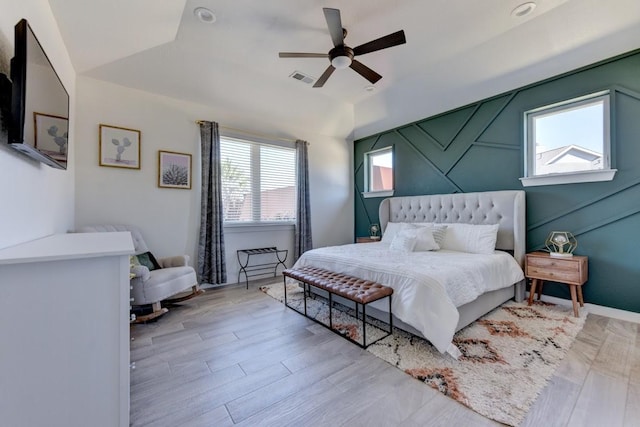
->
[47,0,640,135]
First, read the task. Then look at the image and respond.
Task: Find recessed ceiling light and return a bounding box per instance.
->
[511,2,537,18]
[364,85,375,92]
[194,7,216,24]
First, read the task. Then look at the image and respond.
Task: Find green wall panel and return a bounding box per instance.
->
[447,145,521,192]
[354,49,640,313]
[416,105,476,150]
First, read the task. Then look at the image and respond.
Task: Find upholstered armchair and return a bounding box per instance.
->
[80,224,201,321]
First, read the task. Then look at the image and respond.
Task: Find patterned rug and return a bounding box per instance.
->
[261,282,587,426]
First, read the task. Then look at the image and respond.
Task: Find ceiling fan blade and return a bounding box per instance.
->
[313,65,336,88]
[353,30,406,56]
[323,8,344,47]
[279,52,329,58]
[350,60,382,84]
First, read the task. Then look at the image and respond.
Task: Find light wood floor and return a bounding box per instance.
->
[130,279,640,427]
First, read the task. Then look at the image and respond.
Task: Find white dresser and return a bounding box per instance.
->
[0,232,134,427]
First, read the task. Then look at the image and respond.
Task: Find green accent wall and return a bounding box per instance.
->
[354,49,640,313]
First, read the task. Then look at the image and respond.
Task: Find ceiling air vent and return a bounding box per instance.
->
[289,71,315,85]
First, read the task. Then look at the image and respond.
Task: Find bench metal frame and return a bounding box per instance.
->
[283,276,393,349]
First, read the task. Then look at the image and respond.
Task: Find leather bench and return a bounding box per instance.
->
[283,266,393,348]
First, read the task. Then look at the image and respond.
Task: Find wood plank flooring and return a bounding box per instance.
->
[130,279,640,426]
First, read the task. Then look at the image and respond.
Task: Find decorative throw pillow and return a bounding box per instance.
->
[412,226,440,251]
[430,224,448,247]
[389,229,418,253]
[414,222,448,246]
[440,223,500,254]
[135,251,161,271]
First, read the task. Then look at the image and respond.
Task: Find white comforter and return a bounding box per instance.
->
[292,242,524,354]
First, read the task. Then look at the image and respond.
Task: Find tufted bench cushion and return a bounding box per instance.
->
[282,266,393,348]
[283,266,393,304]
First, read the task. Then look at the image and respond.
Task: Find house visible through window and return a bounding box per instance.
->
[220,136,296,223]
[521,90,616,187]
[364,146,394,197]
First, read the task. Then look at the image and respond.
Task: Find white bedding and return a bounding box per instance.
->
[292,242,524,354]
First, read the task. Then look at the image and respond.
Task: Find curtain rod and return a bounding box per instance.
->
[195,120,299,144]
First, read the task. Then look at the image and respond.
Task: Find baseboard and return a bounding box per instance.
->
[526,292,640,324]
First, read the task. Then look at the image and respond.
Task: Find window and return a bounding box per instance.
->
[363,146,394,198]
[220,136,296,223]
[521,90,616,187]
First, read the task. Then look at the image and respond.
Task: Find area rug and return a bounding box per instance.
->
[261,282,587,426]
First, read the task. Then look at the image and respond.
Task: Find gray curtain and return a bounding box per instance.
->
[197,121,226,285]
[294,139,312,261]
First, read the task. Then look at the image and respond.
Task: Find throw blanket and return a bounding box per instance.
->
[293,242,524,355]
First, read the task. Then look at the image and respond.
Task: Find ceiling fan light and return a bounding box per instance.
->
[331,55,352,69]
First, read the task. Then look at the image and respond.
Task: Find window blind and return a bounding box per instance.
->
[220,137,296,223]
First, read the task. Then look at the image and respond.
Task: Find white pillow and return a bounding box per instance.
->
[381,222,406,243]
[389,229,418,253]
[412,226,440,251]
[383,222,442,251]
[414,223,448,247]
[440,223,500,254]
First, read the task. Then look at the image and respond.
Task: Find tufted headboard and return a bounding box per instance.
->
[379,190,526,267]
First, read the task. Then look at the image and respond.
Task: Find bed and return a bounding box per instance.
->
[291,190,526,357]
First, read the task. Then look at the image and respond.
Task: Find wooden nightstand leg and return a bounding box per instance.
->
[528,279,538,306]
[569,285,579,317]
[537,281,544,300]
[577,285,584,307]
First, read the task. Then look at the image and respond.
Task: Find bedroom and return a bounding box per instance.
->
[0,0,639,426]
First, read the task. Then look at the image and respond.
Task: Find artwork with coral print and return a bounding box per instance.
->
[158,150,192,189]
[99,124,141,169]
[34,112,68,163]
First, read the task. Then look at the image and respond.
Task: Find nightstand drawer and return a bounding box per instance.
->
[526,265,581,283]
[526,255,578,270]
[525,252,588,285]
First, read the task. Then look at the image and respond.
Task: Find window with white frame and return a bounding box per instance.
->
[220,136,296,223]
[363,146,394,198]
[521,90,616,187]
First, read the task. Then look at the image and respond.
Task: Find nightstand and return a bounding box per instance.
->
[525,251,588,317]
[356,236,381,243]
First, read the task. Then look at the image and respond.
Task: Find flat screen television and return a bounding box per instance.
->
[9,19,69,169]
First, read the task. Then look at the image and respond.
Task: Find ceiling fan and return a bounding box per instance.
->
[279,8,406,88]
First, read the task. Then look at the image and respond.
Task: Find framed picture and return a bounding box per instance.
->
[99,124,141,169]
[34,112,69,162]
[158,150,192,189]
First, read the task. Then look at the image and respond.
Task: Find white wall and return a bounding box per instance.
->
[0,0,76,249]
[74,77,353,284]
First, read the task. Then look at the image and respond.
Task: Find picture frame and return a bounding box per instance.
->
[34,112,69,162]
[158,150,192,190]
[99,124,141,169]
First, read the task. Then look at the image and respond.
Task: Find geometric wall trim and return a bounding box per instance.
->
[354,48,640,313]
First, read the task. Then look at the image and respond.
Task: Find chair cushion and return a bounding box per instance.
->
[135,251,161,271]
